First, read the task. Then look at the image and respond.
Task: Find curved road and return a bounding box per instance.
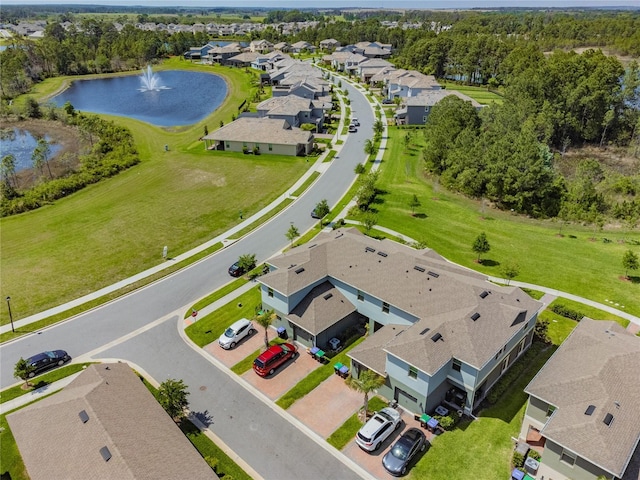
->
[0,76,374,479]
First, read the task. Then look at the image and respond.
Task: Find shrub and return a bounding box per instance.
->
[354,163,365,174]
[550,303,584,321]
[486,342,546,404]
[512,452,525,469]
[253,146,260,155]
[528,450,541,461]
[434,410,459,431]
[242,146,250,154]
[332,218,346,230]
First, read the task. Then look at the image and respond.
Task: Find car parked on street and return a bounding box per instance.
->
[253,342,297,377]
[350,118,360,126]
[356,406,402,452]
[348,125,357,133]
[228,259,255,277]
[25,350,71,377]
[382,427,428,476]
[219,318,255,349]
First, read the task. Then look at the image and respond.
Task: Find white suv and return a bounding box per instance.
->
[356,407,402,452]
[219,318,254,349]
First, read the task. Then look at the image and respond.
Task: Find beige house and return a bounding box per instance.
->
[7,363,214,480]
[519,318,640,480]
[203,117,313,156]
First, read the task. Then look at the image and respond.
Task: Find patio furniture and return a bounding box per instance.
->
[309,346,319,355]
[435,405,449,416]
[333,362,344,374]
[339,365,349,377]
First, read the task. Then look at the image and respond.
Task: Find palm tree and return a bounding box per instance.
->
[255,309,274,350]
[346,368,386,420]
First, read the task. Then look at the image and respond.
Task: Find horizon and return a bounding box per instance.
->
[1,0,639,9]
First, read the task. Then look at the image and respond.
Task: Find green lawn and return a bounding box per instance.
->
[408,344,555,480]
[0,412,28,480]
[441,80,504,105]
[185,277,248,319]
[355,127,640,318]
[327,396,388,449]
[1,60,313,323]
[185,286,262,348]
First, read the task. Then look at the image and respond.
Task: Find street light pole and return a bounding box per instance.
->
[6,296,14,333]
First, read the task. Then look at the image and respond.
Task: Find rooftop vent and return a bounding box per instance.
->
[323,293,333,300]
[99,446,112,462]
[295,267,305,274]
[471,312,481,321]
[377,251,388,257]
[427,271,439,278]
[365,246,375,253]
[414,265,426,273]
[603,413,614,426]
[431,332,442,342]
[479,291,489,299]
[79,410,89,423]
[419,327,431,336]
[308,243,317,249]
[585,405,596,416]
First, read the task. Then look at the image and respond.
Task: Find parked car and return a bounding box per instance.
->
[351,117,360,126]
[228,259,255,277]
[253,342,297,377]
[348,125,357,133]
[356,407,402,452]
[25,350,70,377]
[382,427,428,476]
[311,209,322,219]
[219,318,255,349]
[382,99,395,104]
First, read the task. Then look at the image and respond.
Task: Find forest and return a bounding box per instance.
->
[0,8,639,225]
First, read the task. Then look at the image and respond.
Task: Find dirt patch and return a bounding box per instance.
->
[0,118,86,189]
[557,145,640,178]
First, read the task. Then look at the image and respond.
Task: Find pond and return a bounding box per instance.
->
[0,128,62,173]
[51,69,227,127]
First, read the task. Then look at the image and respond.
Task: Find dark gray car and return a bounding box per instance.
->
[382,427,428,476]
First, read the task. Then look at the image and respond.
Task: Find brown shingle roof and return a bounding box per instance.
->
[204,117,311,145]
[525,319,640,478]
[6,363,214,480]
[288,281,356,335]
[262,228,542,373]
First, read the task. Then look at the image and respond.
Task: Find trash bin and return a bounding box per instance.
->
[277,327,287,339]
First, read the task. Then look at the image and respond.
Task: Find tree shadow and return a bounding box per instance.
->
[412,213,428,219]
[192,409,214,427]
[480,259,500,267]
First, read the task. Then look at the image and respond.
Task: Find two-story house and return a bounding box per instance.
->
[519,318,640,480]
[395,90,483,126]
[258,229,543,416]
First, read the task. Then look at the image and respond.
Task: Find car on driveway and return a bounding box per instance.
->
[356,406,402,452]
[219,318,255,349]
[348,125,357,133]
[25,350,70,378]
[382,427,428,476]
[253,342,298,377]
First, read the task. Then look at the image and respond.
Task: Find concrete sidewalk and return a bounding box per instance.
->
[0,372,82,414]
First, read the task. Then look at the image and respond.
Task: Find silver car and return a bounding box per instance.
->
[356,407,402,451]
[218,318,254,349]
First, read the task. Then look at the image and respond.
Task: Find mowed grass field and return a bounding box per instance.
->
[356,127,640,317]
[0,59,311,322]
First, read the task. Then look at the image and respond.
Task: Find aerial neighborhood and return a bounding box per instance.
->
[1,4,639,480]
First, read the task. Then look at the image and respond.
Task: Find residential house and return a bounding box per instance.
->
[356,58,394,83]
[204,43,243,64]
[518,318,640,480]
[273,41,290,52]
[320,38,341,51]
[249,39,274,53]
[6,363,214,480]
[203,117,313,156]
[226,51,260,68]
[387,70,441,99]
[272,76,331,100]
[353,41,393,58]
[395,90,483,126]
[258,228,543,416]
[251,51,288,71]
[290,40,316,53]
[325,51,368,72]
[255,95,326,130]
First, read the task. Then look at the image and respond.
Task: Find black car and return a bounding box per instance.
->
[311,209,321,219]
[25,350,71,378]
[228,260,255,277]
[382,427,428,476]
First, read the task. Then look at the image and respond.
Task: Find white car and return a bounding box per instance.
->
[356,407,402,452]
[351,117,360,126]
[219,318,254,349]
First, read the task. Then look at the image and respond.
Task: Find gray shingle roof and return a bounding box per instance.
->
[525,319,640,478]
[204,117,312,145]
[6,363,214,480]
[262,228,541,373]
[257,95,312,116]
[288,281,356,335]
[405,90,481,108]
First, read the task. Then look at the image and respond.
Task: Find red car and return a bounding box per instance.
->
[253,343,297,377]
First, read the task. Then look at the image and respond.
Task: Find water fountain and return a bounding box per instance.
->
[139,65,168,92]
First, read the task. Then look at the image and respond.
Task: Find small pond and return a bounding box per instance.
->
[51,69,227,127]
[0,128,62,172]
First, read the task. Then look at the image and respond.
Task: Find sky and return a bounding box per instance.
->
[2,0,639,8]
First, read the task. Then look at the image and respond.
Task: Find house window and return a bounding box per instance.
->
[225,142,230,148]
[518,339,526,355]
[546,405,556,417]
[267,288,273,298]
[560,449,576,466]
[382,302,390,314]
[357,290,364,301]
[268,143,273,151]
[452,358,462,372]
[501,358,508,374]
[243,142,247,148]
[408,366,418,379]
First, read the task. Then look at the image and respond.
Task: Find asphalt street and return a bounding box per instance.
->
[0,74,373,479]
